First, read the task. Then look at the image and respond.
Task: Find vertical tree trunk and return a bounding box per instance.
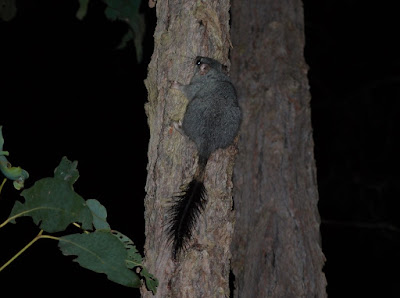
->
[141,1,234,297]
[230,0,327,297]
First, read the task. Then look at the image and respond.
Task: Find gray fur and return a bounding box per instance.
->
[168,56,241,259]
[178,56,241,159]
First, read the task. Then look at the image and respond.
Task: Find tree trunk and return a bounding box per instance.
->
[230,0,327,297]
[141,1,234,297]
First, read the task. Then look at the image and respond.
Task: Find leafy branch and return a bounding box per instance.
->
[77,0,145,62]
[1,0,145,62]
[0,126,29,190]
[0,127,157,294]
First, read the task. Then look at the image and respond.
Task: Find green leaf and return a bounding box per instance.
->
[127,13,145,62]
[102,0,145,62]
[116,30,134,50]
[0,126,29,190]
[8,158,92,233]
[87,199,110,230]
[59,230,140,288]
[104,5,118,20]
[0,0,17,21]
[54,156,79,185]
[76,0,90,20]
[140,266,159,295]
[111,230,158,294]
[111,230,141,268]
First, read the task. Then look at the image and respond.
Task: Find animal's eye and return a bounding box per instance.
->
[196,58,202,65]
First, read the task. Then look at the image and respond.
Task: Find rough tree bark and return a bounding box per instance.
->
[141,1,235,297]
[230,0,327,297]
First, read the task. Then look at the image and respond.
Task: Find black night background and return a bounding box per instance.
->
[1,1,399,297]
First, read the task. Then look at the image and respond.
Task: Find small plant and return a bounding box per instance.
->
[0,126,157,294]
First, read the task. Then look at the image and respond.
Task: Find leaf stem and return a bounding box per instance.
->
[0,230,59,272]
[72,222,90,234]
[39,234,60,241]
[0,178,6,196]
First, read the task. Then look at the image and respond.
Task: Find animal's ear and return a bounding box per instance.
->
[221,64,228,74]
[199,63,210,75]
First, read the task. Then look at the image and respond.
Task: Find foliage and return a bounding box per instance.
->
[59,230,140,287]
[77,0,145,62]
[0,0,145,62]
[0,0,16,21]
[0,128,157,294]
[0,126,29,190]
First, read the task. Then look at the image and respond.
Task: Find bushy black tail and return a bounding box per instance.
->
[167,155,208,259]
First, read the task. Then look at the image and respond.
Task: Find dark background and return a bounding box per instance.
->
[1,1,399,297]
[305,1,400,297]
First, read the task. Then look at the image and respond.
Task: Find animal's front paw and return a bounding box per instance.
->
[169,80,183,90]
[173,120,184,135]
